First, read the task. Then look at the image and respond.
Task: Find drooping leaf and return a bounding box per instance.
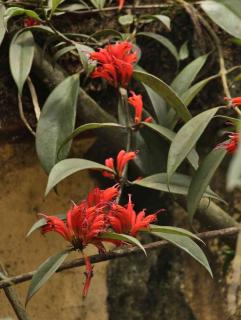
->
[187,148,226,222]
[45,159,114,195]
[100,232,146,255]
[90,29,122,39]
[0,4,6,46]
[134,70,191,122]
[200,0,241,39]
[26,213,66,238]
[227,132,241,190]
[171,54,208,96]
[133,172,222,201]
[148,225,203,242]
[4,7,41,21]
[140,15,171,30]
[151,232,213,276]
[36,74,80,173]
[137,32,179,61]
[167,107,219,179]
[26,249,70,305]
[9,31,35,95]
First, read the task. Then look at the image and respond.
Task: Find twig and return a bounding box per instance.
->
[0,226,239,290]
[18,95,36,136]
[0,264,30,320]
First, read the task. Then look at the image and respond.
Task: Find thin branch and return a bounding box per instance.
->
[18,95,36,136]
[0,264,30,320]
[0,226,239,290]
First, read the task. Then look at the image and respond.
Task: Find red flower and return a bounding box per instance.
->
[90,41,138,88]
[118,0,125,9]
[128,91,152,124]
[217,132,240,154]
[23,17,40,27]
[224,97,241,108]
[103,150,137,179]
[109,195,157,237]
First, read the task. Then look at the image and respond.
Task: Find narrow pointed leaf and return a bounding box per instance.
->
[133,172,223,201]
[100,232,146,255]
[9,31,35,95]
[151,232,212,276]
[171,54,208,96]
[134,70,191,122]
[36,74,79,173]
[167,107,219,179]
[187,148,226,222]
[148,225,203,242]
[46,159,114,195]
[201,0,241,39]
[26,250,70,305]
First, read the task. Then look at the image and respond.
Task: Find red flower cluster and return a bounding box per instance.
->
[128,91,152,124]
[90,41,138,88]
[103,150,137,179]
[41,184,159,297]
[225,96,241,108]
[217,132,240,154]
[23,17,40,27]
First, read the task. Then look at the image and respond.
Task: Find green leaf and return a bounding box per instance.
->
[200,0,241,38]
[151,232,213,276]
[133,172,222,201]
[26,250,70,305]
[90,29,122,39]
[36,74,80,173]
[75,44,94,74]
[149,225,203,242]
[9,31,35,95]
[187,148,226,221]
[227,132,241,190]
[141,122,199,170]
[90,0,106,9]
[119,14,134,26]
[134,70,191,122]
[181,75,217,106]
[0,4,6,46]
[214,115,241,130]
[60,122,124,151]
[179,41,189,60]
[140,15,171,30]
[49,0,65,14]
[4,7,41,21]
[100,232,146,255]
[137,32,179,61]
[167,107,219,178]
[171,54,208,96]
[26,213,66,238]
[46,159,114,195]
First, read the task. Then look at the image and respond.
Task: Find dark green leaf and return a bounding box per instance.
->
[149,225,203,242]
[167,107,219,178]
[140,15,171,30]
[90,29,122,39]
[137,32,179,61]
[171,54,208,96]
[133,172,222,201]
[134,70,191,122]
[9,31,35,95]
[151,232,213,276]
[46,159,114,195]
[100,232,146,255]
[201,0,241,38]
[5,7,41,21]
[36,74,80,173]
[187,148,226,221]
[26,250,70,305]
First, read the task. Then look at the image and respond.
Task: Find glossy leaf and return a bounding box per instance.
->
[187,148,226,221]
[0,4,6,46]
[100,232,146,255]
[151,232,213,276]
[46,159,114,195]
[141,122,199,169]
[26,250,70,305]
[133,173,222,201]
[9,31,35,95]
[134,70,191,122]
[171,54,208,96]
[36,74,79,173]
[167,107,219,179]
[137,32,179,61]
[227,132,241,190]
[201,0,241,38]
[26,213,66,238]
